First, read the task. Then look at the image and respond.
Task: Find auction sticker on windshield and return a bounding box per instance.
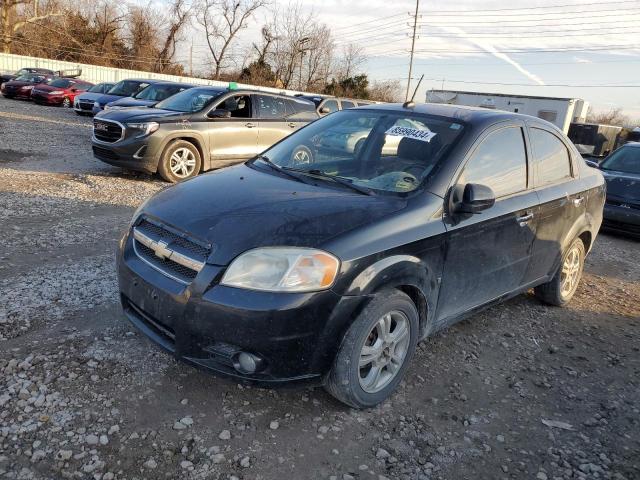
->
[385,126,437,142]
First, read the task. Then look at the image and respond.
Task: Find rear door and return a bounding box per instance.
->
[207,93,259,165]
[436,123,539,322]
[525,125,585,281]
[254,94,293,152]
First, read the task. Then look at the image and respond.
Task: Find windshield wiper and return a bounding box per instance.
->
[287,168,375,196]
[253,155,313,184]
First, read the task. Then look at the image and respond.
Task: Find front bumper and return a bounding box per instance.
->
[92,134,163,173]
[32,93,64,105]
[117,232,364,384]
[603,203,640,237]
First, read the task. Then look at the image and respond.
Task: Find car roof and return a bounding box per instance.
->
[150,81,196,88]
[620,141,640,148]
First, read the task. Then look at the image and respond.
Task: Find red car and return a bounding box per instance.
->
[0,72,54,99]
[31,78,94,107]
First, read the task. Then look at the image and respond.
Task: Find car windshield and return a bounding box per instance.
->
[600,146,640,174]
[155,88,224,113]
[107,80,148,96]
[135,84,186,101]
[88,83,111,93]
[253,109,465,194]
[14,74,43,82]
[47,79,73,88]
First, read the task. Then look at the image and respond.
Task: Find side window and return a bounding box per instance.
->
[218,94,252,118]
[256,95,287,119]
[459,127,528,198]
[530,128,572,185]
[321,99,339,113]
[341,100,356,109]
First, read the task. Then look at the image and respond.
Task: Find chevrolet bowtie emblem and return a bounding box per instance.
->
[153,239,172,260]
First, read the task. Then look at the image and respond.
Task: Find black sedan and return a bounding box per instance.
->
[116,103,605,408]
[594,143,640,237]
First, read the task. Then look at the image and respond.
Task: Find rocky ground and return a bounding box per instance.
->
[0,97,639,480]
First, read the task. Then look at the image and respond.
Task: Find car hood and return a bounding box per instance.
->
[94,93,128,106]
[4,80,36,87]
[97,107,187,122]
[108,98,155,108]
[32,84,61,93]
[138,164,407,265]
[76,91,105,102]
[603,169,640,203]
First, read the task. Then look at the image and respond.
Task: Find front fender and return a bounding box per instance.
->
[158,130,208,167]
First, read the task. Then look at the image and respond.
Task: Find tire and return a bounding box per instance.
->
[325,289,419,409]
[289,145,314,167]
[157,140,202,183]
[62,97,71,108]
[534,237,585,306]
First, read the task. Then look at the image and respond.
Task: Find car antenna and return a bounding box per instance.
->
[403,74,424,109]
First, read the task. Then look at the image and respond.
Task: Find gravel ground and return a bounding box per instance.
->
[0,96,639,480]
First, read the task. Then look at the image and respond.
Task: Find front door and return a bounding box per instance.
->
[436,124,539,323]
[208,93,259,166]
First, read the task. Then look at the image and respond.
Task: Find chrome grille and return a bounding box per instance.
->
[93,119,123,143]
[131,219,210,284]
[78,101,94,111]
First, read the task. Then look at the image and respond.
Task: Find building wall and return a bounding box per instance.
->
[0,52,307,96]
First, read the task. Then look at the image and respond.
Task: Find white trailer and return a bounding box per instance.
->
[426,89,589,134]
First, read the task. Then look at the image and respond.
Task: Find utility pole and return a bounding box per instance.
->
[297,37,310,91]
[189,41,193,77]
[405,0,420,101]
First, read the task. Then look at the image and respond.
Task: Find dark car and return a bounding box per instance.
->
[92,79,158,114]
[116,103,605,408]
[104,81,195,110]
[92,87,318,182]
[297,94,374,116]
[0,67,54,86]
[73,82,116,115]
[589,143,640,237]
[0,72,55,99]
[31,78,94,107]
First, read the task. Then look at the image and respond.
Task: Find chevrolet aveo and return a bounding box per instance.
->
[117,103,605,408]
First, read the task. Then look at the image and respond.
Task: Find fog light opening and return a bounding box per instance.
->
[234,352,264,374]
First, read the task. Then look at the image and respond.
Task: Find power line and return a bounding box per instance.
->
[412,45,640,54]
[419,78,640,87]
[423,0,640,15]
[421,29,640,39]
[418,11,640,26]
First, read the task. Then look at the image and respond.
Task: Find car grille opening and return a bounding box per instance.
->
[78,101,94,111]
[132,219,210,284]
[94,119,123,143]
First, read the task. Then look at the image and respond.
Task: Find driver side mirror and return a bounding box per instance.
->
[455,183,495,214]
[208,108,231,119]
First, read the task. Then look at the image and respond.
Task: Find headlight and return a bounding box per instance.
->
[94,101,101,108]
[126,121,159,138]
[105,105,122,111]
[49,90,64,95]
[21,85,33,90]
[221,247,340,292]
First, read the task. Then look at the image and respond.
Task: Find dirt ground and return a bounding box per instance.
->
[0,97,639,480]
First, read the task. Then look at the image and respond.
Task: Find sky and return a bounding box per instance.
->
[165,0,640,119]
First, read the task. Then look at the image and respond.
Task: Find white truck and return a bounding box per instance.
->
[426,89,589,134]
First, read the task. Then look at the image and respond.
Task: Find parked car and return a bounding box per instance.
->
[297,94,374,116]
[31,78,94,107]
[105,81,195,110]
[92,86,318,182]
[586,142,640,237]
[0,72,55,99]
[92,79,158,114]
[73,82,116,115]
[115,103,605,408]
[0,67,54,86]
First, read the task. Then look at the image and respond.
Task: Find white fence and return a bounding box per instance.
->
[0,52,307,96]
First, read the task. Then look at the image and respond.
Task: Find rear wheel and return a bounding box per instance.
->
[158,140,201,183]
[534,238,585,306]
[325,290,419,409]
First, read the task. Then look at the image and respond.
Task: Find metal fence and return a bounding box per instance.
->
[0,52,307,96]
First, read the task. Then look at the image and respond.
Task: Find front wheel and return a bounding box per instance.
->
[325,290,419,409]
[534,238,585,306]
[158,140,202,183]
[62,97,71,108]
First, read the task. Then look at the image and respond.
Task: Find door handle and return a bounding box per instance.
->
[516,212,534,227]
[573,196,584,206]
[245,122,256,128]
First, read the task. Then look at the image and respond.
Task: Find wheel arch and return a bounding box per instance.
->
[160,134,207,172]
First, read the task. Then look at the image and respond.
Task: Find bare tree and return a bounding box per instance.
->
[335,43,364,81]
[155,0,192,73]
[586,107,631,127]
[1,0,63,53]
[198,0,268,79]
[368,80,402,103]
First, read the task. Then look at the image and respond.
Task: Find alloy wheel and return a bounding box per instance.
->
[169,148,197,178]
[560,244,582,298]
[358,310,411,393]
[291,147,312,166]
[62,97,71,108]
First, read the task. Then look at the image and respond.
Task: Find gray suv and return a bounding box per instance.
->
[91,87,318,182]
